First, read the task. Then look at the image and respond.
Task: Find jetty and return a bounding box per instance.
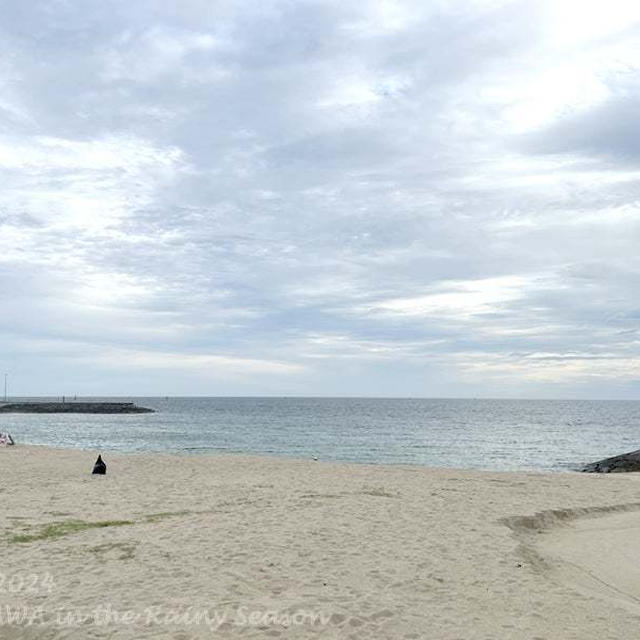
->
[582,449,640,473]
[0,402,155,414]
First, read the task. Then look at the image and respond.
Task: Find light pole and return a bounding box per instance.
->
[4,373,7,402]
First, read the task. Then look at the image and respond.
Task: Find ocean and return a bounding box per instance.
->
[2,397,638,472]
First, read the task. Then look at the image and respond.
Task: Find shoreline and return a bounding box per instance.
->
[3,446,640,638]
[7,442,583,474]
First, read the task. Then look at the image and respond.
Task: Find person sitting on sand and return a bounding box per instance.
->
[92,454,106,474]
[0,432,12,445]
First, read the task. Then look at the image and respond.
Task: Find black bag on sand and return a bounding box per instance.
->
[92,454,106,475]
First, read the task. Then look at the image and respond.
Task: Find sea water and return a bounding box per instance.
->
[2,397,639,472]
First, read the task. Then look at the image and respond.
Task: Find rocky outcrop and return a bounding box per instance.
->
[582,449,640,473]
[0,402,154,414]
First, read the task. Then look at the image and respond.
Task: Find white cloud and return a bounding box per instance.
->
[370,276,533,319]
[90,347,303,377]
[0,134,186,233]
[545,0,640,46]
[101,27,231,83]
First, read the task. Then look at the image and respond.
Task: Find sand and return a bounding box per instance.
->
[2,446,640,639]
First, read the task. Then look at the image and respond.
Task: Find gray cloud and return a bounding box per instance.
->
[523,93,640,160]
[1,0,639,397]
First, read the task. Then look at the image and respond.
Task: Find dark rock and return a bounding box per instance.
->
[582,449,640,473]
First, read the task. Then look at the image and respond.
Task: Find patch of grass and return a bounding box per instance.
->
[8,510,194,545]
[143,510,191,523]
[360,486,400,498]
[10,520,133,544]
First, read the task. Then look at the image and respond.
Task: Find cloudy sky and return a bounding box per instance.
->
[1,0,640,398]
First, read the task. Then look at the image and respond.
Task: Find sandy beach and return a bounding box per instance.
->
[2,446,640,639]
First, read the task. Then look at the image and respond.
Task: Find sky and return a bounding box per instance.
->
[1,0,640,398]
